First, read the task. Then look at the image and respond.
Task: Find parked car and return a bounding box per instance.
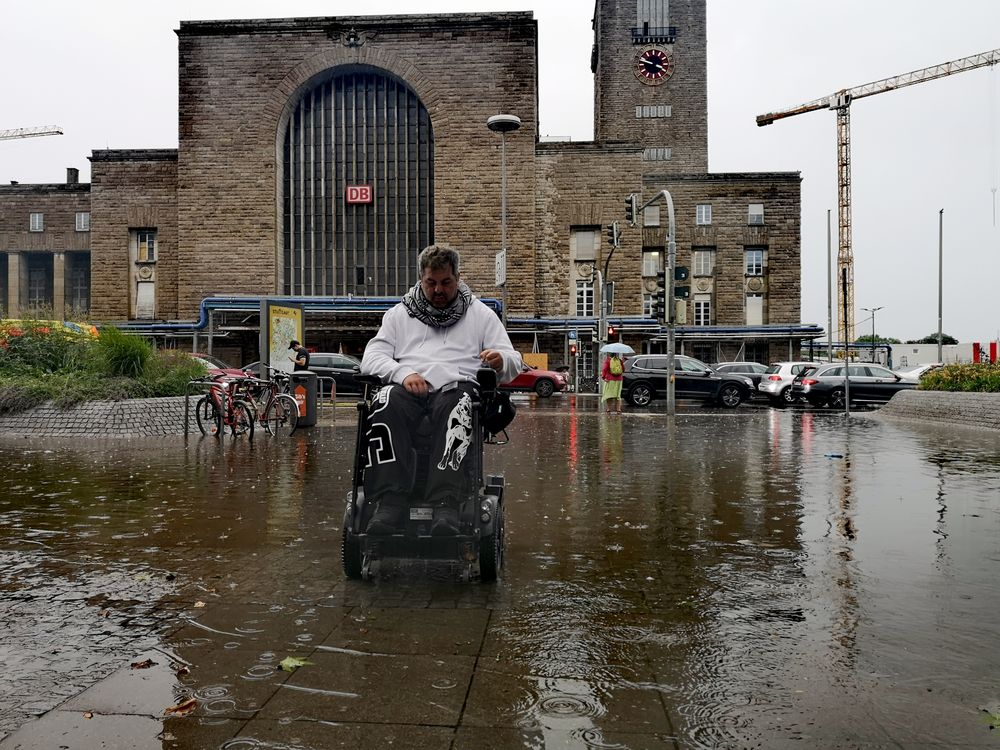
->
[501,363,568,398]
[300,352,363,396]
[757,361,819,405]
[712,361,769,389]
[623,354,753,408]
[894,363,942,380]
[190,353,249,378]
[791,362,917,407]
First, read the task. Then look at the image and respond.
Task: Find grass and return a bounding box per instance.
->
[0,322,205,413]
[919,362,1000,393]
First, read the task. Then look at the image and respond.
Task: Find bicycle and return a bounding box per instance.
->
[244,372,299,436]
[195,374,255,439]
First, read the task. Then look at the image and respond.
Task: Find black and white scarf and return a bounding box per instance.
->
[401,280,473,328]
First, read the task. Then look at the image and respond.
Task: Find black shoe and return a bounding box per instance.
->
[366,503,404,535]
[431,506,460,536]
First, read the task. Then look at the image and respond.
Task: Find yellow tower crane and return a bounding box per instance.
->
[0,126,63,141]
[758,49,1000,344]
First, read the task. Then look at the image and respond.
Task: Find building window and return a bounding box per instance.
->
[131,229,157,262]
[693,248,714,276]
[745,342,768,363]
[696,204,712,225]
[642,147,672,161]
[746,292,764,325]
[694,294,711,326]
[692,343,715,364]
[67,256,91,316]
[635,105,672,118]
[748,203,765,225]
[75,212,90,232]
[643,205,660,227]
[745,247,765,276]
[642,292,654,317]
[642,249,662,277]
[571,228,598,262]
[25,254,53,311]
[29,213,43,232]
[576,280,594,317]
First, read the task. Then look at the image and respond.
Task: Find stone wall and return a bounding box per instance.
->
[0,397,192,438]
[175,13,539,317]
[0,184,91,254]
[877,390,1000,431]
[89,151,178,320]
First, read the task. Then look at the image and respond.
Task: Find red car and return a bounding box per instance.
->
[501,364,568,398]
[190,353,250,378]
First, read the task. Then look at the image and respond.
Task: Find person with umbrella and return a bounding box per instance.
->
[599,342,633,414]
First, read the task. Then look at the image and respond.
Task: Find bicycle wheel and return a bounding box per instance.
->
[230,399,255,439]
[264,394,298,437]
[195,395,222,437]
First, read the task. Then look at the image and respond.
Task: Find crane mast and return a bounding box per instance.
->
[758,48,1000,345]
[0,126,64,141]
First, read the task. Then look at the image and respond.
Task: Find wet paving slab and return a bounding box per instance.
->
[1,396,1000,748]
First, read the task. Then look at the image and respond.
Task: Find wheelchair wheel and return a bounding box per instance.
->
[479,495,505,583]
[341,500,363,580]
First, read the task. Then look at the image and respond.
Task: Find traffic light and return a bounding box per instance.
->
[624,193,638,227]
[674,265,689,282]
[651,269,668,324]
[674,285,690,299]
[606,221,620,248]
[569,342,578,357]
[607,324,616,339]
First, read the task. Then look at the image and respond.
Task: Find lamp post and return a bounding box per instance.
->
[861,306,883,363]
[487,114,521,327]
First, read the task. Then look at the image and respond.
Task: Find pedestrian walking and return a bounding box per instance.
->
[601,353,625,414]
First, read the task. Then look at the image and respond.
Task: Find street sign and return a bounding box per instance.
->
[495,249,507,286]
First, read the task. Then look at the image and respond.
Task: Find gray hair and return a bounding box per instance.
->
[418,244,460,276]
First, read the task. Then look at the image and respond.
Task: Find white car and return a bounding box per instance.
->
[757,361,820,405]
[893,363,942,381]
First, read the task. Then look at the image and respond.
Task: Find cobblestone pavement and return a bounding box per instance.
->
[2,397,1000,748]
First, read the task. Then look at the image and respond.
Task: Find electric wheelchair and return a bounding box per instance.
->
[341,368,513,582]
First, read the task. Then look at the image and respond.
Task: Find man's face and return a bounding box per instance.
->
[420,265,459,309]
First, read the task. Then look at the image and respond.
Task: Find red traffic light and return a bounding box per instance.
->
[569,343,578,356]
[607,325,616,337]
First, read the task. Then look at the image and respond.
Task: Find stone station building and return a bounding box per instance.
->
[0,0,819,378]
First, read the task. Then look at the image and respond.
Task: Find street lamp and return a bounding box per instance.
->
[487,113,521,326]
[860,306,884,363]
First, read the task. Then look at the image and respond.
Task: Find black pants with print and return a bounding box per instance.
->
[362,383,478,508]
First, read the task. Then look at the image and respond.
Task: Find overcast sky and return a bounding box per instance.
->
[3,1,999,343]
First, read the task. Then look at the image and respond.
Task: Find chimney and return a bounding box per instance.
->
[66,167,79,184]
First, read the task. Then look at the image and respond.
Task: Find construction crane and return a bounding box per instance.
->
[0,126,63,141]
[758,49,1000,344]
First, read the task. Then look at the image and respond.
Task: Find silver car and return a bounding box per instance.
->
[757,361,819,405]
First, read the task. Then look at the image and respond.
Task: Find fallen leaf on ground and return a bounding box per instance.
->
[164,698,197,716]
[279,656,313,672]
[194,601,206,608]
[130,658,156,669]
[174,665,190,676]
[83,712,93,719]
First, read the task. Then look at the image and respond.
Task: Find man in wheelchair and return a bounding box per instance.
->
[359,244,522,536]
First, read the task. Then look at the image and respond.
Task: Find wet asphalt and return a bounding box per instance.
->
[1,395,999,749]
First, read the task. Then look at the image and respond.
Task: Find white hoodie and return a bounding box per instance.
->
[361,297,522,391]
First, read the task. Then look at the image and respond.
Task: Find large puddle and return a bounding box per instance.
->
[2,399,999,748]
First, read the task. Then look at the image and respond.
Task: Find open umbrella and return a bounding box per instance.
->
[600,342,635,355]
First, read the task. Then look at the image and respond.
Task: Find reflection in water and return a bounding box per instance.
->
[1,406,1000,747]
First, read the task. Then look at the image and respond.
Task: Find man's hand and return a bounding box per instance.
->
[479,349,504,372]
[402,372,430,396]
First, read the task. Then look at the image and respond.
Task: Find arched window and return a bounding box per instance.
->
[281,67,434,296]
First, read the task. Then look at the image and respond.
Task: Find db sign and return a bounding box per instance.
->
[346,185,373,204]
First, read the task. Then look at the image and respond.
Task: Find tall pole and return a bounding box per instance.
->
[938,208,944,362]
[827,209,833,362]
[861,306,883,363]
[487,114,521,327]
[663,190,677,417]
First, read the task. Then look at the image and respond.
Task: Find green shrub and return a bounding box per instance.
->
[919,363,1000,392]
[140,350,206,396]
[97,328,153,378]
[0,326,92,375]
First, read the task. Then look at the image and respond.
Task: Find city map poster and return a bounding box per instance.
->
[260,301,303,375]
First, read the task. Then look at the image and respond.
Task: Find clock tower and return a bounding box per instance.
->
[593,0,707,173]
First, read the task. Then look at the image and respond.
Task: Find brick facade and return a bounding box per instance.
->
[0,1,806,367]
[89,151,178,320]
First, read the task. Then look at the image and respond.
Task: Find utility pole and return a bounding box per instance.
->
[938,209,944,363]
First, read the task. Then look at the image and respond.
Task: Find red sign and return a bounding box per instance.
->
[346,185,373,204]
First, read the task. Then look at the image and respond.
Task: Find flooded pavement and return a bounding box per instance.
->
[1,396,999,749]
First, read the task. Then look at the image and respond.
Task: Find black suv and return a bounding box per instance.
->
[623,354,753,408]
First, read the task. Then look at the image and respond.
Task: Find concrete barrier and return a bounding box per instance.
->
[877,390,1000,431]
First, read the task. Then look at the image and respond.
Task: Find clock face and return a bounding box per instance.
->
[634,47,674,85]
